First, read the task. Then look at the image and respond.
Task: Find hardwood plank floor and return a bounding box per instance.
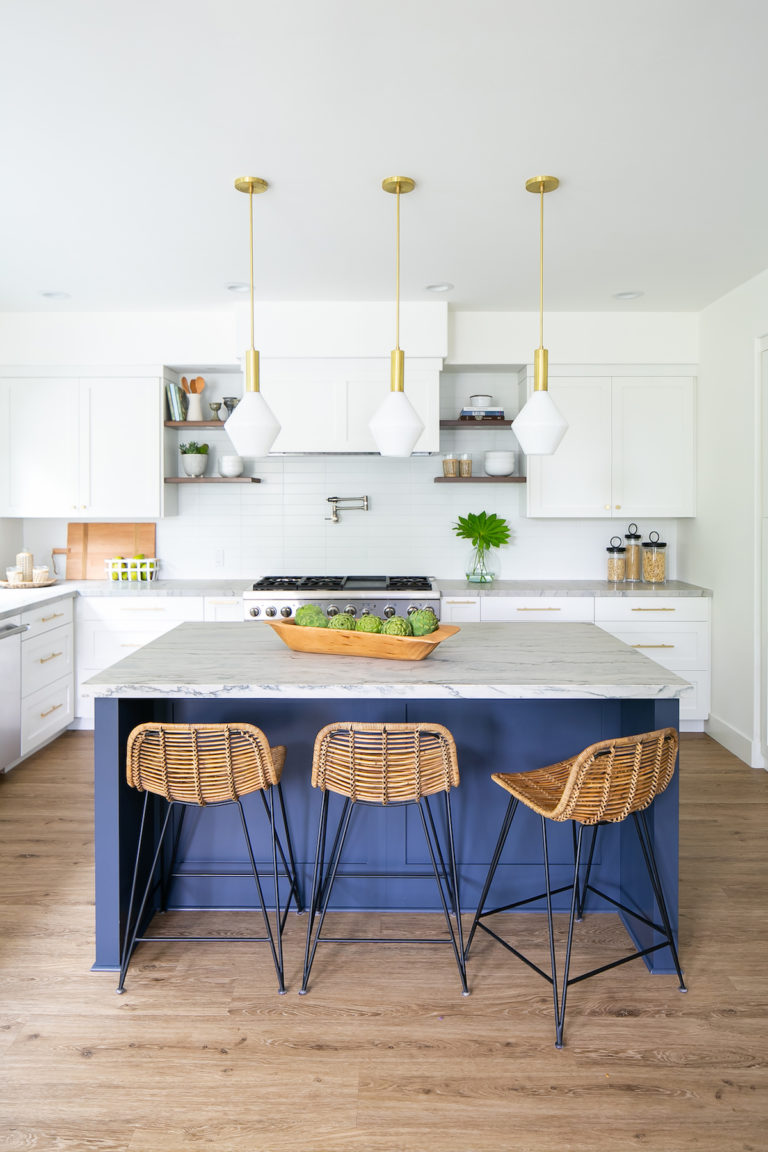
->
[0,732,766,1151]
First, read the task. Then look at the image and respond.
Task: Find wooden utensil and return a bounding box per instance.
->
[181,377,190,393]
[189,377,205,393]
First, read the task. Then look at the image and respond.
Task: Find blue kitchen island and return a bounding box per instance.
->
[87,621,690,974]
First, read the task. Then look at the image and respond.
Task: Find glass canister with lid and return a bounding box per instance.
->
[642,530,667,583]
[624,522,642,582]
[606,536,626,582]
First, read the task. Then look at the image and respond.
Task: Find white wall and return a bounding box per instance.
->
[0,519,23,572]
[678,267,768,766]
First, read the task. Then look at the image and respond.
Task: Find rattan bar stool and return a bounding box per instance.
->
[300,721,468,995]
[117,722,303,994]
[465,727,686,1047]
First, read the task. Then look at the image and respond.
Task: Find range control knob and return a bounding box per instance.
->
[280,606,292,618]
[383,604,396,618]
[265,606,277,618]
[344,605,357,617]
[327,605,339,617]
[249,606,261,617]
[407,605,417,615]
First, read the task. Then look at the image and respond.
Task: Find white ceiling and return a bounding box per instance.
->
[2,0,767,315]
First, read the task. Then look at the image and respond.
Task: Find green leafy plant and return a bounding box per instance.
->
[452,511,510,583]
[179,441,209,454]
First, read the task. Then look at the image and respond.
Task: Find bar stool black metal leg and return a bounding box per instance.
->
[443,792,467,968]
[465,795,518,957]
[423,794,454,907]
[552,821,586,1048]
[160,804,186,912]
[572,821,599,921]
[236,798,284,993]
[417,796,468,994]
[300,796,354,994]
[633,810,687,991]
[259,783,304,917]
[117,795,174,993]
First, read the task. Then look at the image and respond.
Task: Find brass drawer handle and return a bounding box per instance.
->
[446,600,478,605]
[631,607,675,612]
[38,651,62,664]
[632,643,675,649]
[120,643,141,648]
[41,612,64,622]
[40,703,63,718]
[516,606,561,611]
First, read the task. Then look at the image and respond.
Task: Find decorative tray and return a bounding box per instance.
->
[0,578,58,589]
[268,620,460,661]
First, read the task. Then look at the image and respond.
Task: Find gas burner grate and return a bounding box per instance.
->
[386,576,433,591]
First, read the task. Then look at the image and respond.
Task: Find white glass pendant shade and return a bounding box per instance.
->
[512,390,567,455]
[369,390,425,457]
[224,390,280,457]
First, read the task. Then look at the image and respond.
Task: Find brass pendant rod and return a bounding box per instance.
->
[538,183,544,350]
[249,186,255,352]
[395,181,401,350]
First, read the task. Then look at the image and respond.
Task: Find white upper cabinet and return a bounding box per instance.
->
[3,374,169,518]
[525,372,696,518]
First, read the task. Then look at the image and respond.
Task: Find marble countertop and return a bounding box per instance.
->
[84,620,692,701]
[437,579,711,597]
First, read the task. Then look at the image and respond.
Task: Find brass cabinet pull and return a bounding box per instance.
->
[632,643,675,649]
[40,703,63,718]
[631,607,675,612]
[120,643,141,647]
[516,606,561,611]
[38,651,62,664]
[41,612,64,622]
[445,599,479,605]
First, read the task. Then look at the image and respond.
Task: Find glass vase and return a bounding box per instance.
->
[466,545,495,583]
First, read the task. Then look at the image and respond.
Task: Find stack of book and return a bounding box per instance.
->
[458,406,506,422]
[165,381,189,421]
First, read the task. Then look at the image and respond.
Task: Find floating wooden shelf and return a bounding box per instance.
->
[434,476,525,484]
[164,476,261,484]
[440,419,514,429]
[165,420,227,428]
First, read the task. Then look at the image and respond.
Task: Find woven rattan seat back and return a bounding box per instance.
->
[127,722,283,805]
[311,722,459,804]
[492,727,678,825]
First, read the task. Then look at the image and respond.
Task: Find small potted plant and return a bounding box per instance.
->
[452,510,511,583]
[179,441,209,477]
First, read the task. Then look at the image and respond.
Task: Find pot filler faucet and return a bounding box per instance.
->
[326,496,369,523]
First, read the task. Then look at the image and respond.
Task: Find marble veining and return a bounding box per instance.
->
[84,621,692,701]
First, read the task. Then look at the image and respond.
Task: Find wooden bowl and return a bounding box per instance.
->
[268,619,460,661]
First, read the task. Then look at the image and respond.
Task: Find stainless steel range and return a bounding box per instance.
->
[243,576,440,621]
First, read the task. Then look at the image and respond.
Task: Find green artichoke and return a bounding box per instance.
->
[409,608,439,636]
[381,615,413,637]
[328,612,357,630]
[294,604,328,628]
[356,614,383,633]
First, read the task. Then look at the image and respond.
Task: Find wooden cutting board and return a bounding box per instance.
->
[66,523,156,580]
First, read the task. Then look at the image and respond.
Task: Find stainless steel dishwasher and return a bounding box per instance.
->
[0,618,27,772]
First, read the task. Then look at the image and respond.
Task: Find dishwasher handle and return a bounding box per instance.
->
[0,623,29,640]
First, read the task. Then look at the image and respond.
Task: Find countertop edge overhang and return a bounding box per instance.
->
[84,621,692,702]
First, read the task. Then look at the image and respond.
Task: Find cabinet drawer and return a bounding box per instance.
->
[21,596,74,640]
[22,625,74,697]
[21,676,74,756]
[83,625,178,669]
[596,621,709,670]
[440,596,481,623]
[76,596,204,625]
[480,597,594,623]
[203,596,243,622]
[677,670,710,722]
[594,597,709,623]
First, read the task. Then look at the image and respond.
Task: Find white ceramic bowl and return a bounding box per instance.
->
[470,394,493,407]
[219,455,244,477]
[483,450,516,476]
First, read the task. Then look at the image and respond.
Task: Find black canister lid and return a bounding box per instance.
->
[625,521,641,541]
[607,536,626,553]
[642,530,666,548]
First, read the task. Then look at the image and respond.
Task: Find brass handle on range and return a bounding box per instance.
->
[40,703,63,718]
[38,651,62,664]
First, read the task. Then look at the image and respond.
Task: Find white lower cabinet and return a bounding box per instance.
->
[20,598,74,759]
[594,597,711,724]
[480,596,594,623]
[440,596,480,623]
[203,596,244,621]
[75,596,205,723]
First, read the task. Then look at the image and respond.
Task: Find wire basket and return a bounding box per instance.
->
[105,557,159,582]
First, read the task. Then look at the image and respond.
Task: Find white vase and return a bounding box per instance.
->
[219,455,244,477]
[181,453,207,477]
[186,393,204,422]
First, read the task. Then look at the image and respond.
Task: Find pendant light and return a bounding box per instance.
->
[369,176,425,457]
[224,177,281,457]
[512,175,568,456]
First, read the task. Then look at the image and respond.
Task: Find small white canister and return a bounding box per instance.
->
[219,455,244,477]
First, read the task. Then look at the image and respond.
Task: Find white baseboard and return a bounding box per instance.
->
[680,720,704,733]
[705,712,767,768]
[68,717,94,731]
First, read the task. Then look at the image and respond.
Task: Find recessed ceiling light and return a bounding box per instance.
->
[425,282,454,293]
[613,290,644,301]
[40,290,71,299]
[226,282,250,293]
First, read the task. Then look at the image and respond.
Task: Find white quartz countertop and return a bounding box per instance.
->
[84,621,692,701]
[437,579,711,597]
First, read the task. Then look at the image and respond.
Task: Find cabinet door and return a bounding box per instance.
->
[526,377,613,517]
[612,377,695,517]
[80,377,162,516]
[7,378,80,516]
[440,596,480,622]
